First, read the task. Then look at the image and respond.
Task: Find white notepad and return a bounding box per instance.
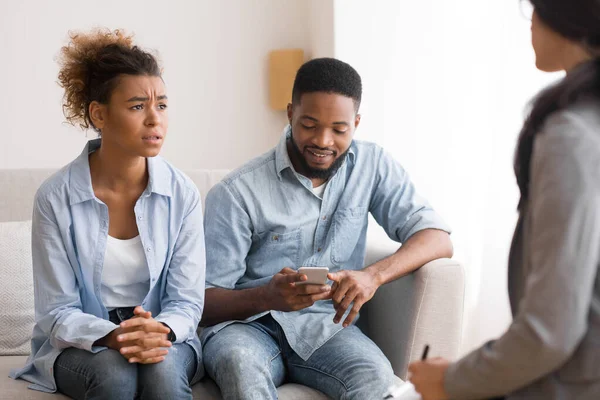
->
[384,381,422,399]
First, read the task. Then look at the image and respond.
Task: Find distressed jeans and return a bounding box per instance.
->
[203,314,397,400]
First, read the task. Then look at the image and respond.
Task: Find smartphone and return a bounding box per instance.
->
[297,267,329,285]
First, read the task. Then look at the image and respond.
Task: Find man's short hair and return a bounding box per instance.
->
[291,58,362,112]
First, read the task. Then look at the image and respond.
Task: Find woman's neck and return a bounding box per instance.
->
[564,46,593,73]
[89,141,148,192]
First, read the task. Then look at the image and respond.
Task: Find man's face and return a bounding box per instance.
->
[287,92,360,180]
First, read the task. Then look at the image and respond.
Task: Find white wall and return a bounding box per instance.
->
[307,0,335,59]
[333,0,560,354]
[0,0,314,171]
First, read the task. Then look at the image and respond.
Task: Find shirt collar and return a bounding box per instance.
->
[275,125,294,180]
[69,139,172,205]
[275,125,357,180]
[146,155,172,197]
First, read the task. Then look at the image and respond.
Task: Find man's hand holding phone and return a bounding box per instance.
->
[262,267,331,312]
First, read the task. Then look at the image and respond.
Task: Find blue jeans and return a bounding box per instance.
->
[203,314,397,400]
[53,307,197,400]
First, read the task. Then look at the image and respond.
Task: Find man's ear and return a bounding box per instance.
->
[89,101,107,130]
[286,103,293,125]
[354,114,361,129]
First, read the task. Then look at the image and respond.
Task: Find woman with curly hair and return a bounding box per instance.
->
[10,28,205,399]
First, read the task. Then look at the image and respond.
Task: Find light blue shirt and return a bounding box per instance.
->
[10,139,206,392]
[202,126,450,360]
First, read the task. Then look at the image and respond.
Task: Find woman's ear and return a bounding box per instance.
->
[89,101,106,130]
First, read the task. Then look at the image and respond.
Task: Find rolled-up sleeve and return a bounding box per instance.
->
[445,112,600,399]
[155,185,206,343]
[369,148,451,242]
[32,192,117,352]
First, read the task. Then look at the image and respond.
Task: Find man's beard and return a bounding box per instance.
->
[288,134,350,180]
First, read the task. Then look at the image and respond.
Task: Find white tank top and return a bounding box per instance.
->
[101,235,150,310]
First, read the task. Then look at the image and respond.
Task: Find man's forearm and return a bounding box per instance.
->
[200,286,270,327]
[364,229,453,285]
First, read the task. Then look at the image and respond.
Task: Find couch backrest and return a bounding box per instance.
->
[0,169,230,223]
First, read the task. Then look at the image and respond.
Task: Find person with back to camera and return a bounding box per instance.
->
[409,1,600,399]
[9,28,206,399]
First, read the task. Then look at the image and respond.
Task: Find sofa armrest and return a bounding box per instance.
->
[359,241,465,380]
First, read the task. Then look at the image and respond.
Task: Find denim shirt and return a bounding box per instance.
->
[202,126,450,360]
[10,139,206,392]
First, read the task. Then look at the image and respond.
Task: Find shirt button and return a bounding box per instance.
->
[317,247,322,252]
[322,216,327,221]
[272,235,279,241]
[146,247,152,252]
[138,215,143,220]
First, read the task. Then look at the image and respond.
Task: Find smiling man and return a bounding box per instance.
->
[201,58,453,400]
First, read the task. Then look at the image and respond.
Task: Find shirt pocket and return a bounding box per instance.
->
[331,206,368,265]
[247,228,302,277]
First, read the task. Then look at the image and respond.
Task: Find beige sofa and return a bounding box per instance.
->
[0,168,465,399]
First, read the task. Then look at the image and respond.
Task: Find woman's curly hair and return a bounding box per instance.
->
[57,28,161,132]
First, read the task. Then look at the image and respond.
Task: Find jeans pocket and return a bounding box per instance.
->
[331,207,367,265]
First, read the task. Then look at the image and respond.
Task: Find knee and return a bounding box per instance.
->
[88,350,137,396]
[206,344,259,377]
[140,376,192,400]
[204,345,279,400]
[344,362,396,399]
[138,346,195,400]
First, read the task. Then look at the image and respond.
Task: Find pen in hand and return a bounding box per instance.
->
[383,344,431,398]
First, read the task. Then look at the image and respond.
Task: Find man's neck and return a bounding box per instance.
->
[311,178,327,188]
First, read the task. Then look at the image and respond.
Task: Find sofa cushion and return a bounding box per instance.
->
[0,220,34,355]
[1,357,69,399]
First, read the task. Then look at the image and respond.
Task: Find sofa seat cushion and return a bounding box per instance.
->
[1,356,69,399]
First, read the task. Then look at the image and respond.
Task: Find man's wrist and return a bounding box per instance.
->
[255,285,270,313]
[364,264,386,287]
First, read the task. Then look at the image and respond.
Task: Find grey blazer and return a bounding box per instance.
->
[445,100,600,400]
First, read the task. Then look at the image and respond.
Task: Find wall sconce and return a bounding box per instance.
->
[268,49,304,111]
